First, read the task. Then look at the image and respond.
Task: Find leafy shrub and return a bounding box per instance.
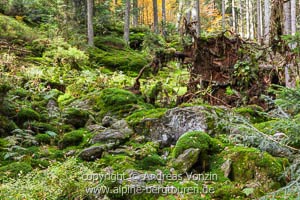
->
[58,130,85,149]
[269,85,300,116]
[0,115,18,137]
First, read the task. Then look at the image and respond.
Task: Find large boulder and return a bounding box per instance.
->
[172,148,201,173]
[91,120,133,145]
[128,106,208,147]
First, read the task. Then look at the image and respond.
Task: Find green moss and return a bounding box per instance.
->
[0,115,18,137]
[64,108,89,129]
[126,108,167,126]
[57,93,75,107]
[58,130,85,149]
[94,88,148,118]
[136,154,165,170]
[226,147,287,183]
[29,121,58,133]
[89,47,149,72]
[17,108,40,124]
[35,134,51,144]
[172,131,219,158]
[213,183,245,199]
[233,105,268,123]
[97,154,135,172]
[30,159,50,169]
[0,162,33,181]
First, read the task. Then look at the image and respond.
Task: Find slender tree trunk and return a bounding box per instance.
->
[264,0,270,45]
[291,0,296,35]
[196,0,200,35]
[283,0,291,35]
[239,0,244,37]
[232,0,236,32]
[162,0,166,37]
[124,0,131,44]
[132,0,138,27]
[177,0,184,32]
[257,0,261,43]
[87,0,94,46]
[152,0,159,33]
[222,0,225,30]
[186,0,192,24]
[246,0,250,38]
[249,0,254,39]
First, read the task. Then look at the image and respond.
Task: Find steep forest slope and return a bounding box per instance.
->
[0,12,300,200]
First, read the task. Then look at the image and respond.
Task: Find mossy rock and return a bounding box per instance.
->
[172,131,222,158]
[28,121,58,134]
[57,93,76,107]
[136,154,165,170]
[0,115,18,137]
[35,134,51,145]
[225,147,287,182]
[126,108,167,127]
[0,162,33,181]
[64,108,89,129]
[58,130,85,149]
[17,108,40,124]
[89,47,149,72]
[233,105,268,123]
[97,153,136,172]
[94,88,147,118]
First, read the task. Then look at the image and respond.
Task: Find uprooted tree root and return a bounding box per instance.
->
[176,31,288,108]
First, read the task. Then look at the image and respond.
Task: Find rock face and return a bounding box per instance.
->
[133,106,208,147]
[173,148,200,173]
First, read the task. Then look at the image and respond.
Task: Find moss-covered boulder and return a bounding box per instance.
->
[211,146,289,198]
[136,154,165,170]
[172,131,223,172]
[35,133,51,145]
[64,108,89,129]
[94,88,147,118]
[16,108,40,125]
[172,148,201,173]
[0,115,18,137]
[172,131,222,158]
[58,130,85,149]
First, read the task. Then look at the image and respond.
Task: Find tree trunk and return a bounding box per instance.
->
[239,0,244,37]
[132,0,138,27]
[283,0,291,35]
[124,0,131,44]
[249,0,254,39]
[195,0,200,35]
[162,0,166,37]
[246,0,250,38]
[87,0,94,46]
[256,0,261,43]
[264,0,270,45]
[152,0,159,33]
[290,0,296,35]
[222,0,225,30]
[232,0,236,32]
[177,0,184,32]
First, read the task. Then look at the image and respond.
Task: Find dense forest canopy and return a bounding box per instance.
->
[0,0,300,199]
